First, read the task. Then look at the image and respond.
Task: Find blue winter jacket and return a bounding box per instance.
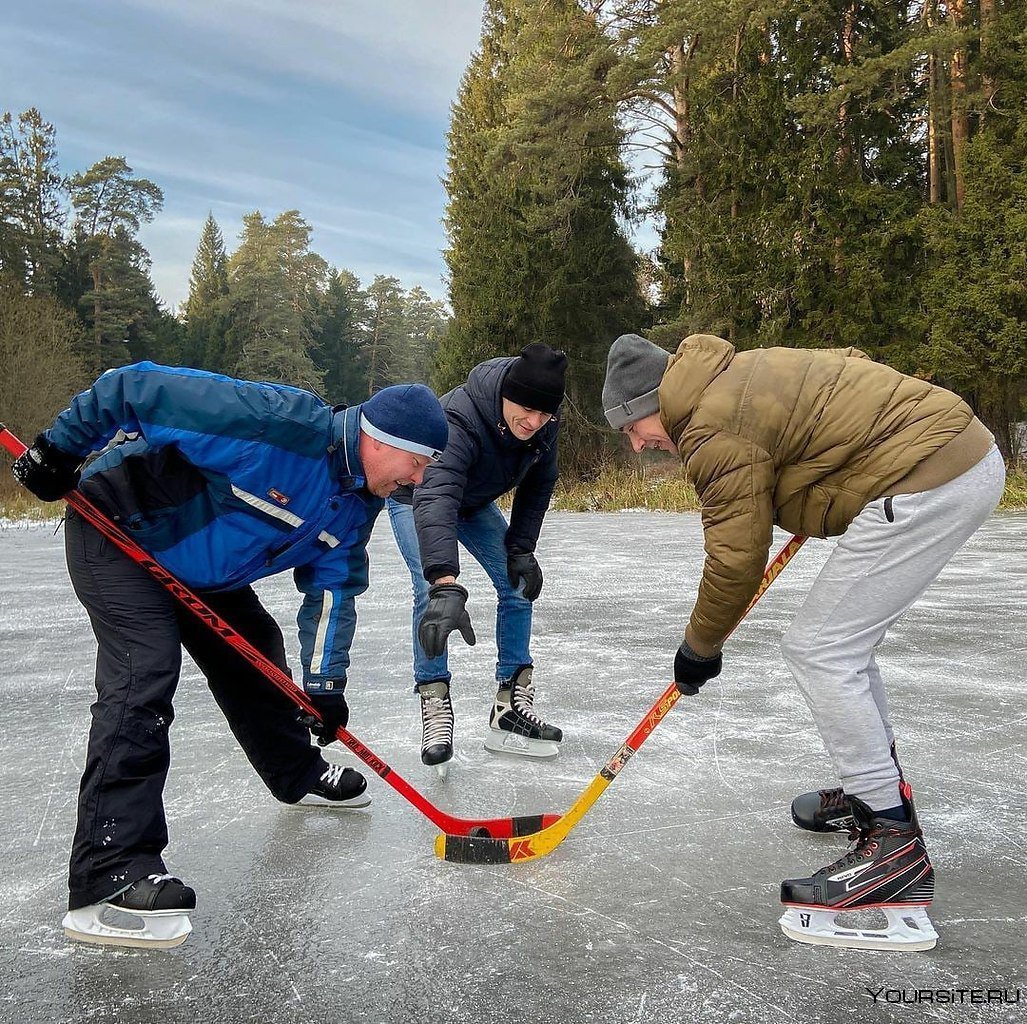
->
[47,361,381,692]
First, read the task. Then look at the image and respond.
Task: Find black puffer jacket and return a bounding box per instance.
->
[394,357,560,582]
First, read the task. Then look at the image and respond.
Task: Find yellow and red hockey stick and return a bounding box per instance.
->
[436,532,808,864]
[1,424,559,840]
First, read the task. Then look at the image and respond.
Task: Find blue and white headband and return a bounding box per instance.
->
[360,414,443,461]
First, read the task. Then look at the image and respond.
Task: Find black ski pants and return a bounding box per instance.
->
[64,509,327,910]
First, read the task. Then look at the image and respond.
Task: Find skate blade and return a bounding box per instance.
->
[483,730,560,760]
[62,906,192,949]
[433,762,450,780]
[297,792,372,809]
[778,906,938,952]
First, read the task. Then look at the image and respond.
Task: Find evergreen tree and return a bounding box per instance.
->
[182,213,229,369]
[310,268,371,404]
[398,285,449,384]
[921,0,1027,456]
[365,274,406,394]
[67,156,164,366]
[226,210,325,388]
[441,0,643,470]
[620,1,926,353]
[0,108,66,293]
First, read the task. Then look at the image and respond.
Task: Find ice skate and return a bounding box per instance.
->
[483,665,562,760]
[790,787,855,833]
[779,791,937,951]
[791,744,901,833]
[417,679,454,778]
[298,762,371,807]
[62,873,196,949]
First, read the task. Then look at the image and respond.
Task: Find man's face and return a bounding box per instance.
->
[359,436,432,497]
[502,398,553,441]
[622,414,674,454]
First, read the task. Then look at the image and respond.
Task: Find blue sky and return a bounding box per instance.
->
[3,1,488,309]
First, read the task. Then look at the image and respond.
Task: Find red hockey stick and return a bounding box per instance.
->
[0,424,557,840]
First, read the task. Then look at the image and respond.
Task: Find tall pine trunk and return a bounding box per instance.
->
[948,0,969,211]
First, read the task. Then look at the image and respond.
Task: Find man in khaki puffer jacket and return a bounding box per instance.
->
[602,332,1005,951]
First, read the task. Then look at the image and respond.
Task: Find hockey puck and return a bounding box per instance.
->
[469,827,491,838]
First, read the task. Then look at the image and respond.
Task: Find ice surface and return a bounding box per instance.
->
[0,511,1024,1024]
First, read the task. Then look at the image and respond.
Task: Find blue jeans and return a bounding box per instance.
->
[387,499,533,685]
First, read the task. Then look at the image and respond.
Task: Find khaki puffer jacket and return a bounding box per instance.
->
[659,335,985,651]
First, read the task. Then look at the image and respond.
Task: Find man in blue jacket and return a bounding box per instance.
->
[11,361,448,949]
[387,343,566,775]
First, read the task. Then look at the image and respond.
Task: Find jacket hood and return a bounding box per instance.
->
[659,334,736,438]
[329,404,367,491]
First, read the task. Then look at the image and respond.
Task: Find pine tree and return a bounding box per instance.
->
[398,286,448,384]
[621,1,926,353]
[310,268,371,404]
[67,156,164,366]
[441,0,643,470]
[182,213,229,370]
[921,0,1027,456]
[0,108,66,293]
[365,274,406,394]
[226,210,325,388]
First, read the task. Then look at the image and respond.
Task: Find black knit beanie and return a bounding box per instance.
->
[501,343,568,415]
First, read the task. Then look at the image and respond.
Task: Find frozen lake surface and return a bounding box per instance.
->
[0,510,1024,1024]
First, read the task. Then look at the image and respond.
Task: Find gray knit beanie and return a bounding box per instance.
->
[602,334,672,429]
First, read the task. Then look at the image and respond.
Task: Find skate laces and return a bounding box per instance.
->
[320,763,347,788]
[818,787,848,810]
[511,676,546,728]
[421,692,453,745]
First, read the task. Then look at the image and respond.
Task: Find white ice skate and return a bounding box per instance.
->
[483,666,562,760]
[63,873,195,949]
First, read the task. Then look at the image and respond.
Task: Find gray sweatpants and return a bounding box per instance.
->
[780,447,1006,811]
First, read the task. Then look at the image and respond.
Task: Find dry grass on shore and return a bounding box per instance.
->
[2,465,1026,520]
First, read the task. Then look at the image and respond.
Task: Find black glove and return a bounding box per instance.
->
[418,582,476,659]
[674,641,722,696]
[11,433,81,501]
[507,551,543,601]
[298,688,349,746]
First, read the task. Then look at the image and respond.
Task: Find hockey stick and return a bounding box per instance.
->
[0,424,558,840]
[436,532,808,864]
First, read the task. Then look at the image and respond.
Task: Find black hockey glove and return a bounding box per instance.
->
[674,641,722,696]
[507,551,543,601]
[418,582,476,659]
[11,433,81,502]
[298,687,350,746]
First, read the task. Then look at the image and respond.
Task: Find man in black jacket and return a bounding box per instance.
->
[387,343,567,774]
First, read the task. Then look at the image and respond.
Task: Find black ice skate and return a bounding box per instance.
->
[417,679,455,777]
[484,665,562,760]
[62,873,197,949]
[779,790,937,951]
[790,787,855,833]
[791,743,901,833]
[299,762,371,808]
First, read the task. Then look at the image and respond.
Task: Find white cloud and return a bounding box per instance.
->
[116,0,484,114]
[3,2,484,308]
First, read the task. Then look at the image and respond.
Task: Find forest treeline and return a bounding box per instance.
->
[2,0,1025,476]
